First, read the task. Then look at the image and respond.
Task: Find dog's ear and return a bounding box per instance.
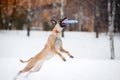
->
[63,17,67,20]
[60,17,67,22]
[59,17,67,27]
[51,19,57,25]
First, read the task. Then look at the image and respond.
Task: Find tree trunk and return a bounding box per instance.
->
[60,0,64,37]
[108,0,115,59]
[27,0,31,37]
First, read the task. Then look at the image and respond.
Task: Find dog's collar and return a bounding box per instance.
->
[52,29,60,33]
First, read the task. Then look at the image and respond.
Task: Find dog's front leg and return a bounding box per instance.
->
[48,34,66,61]
[51,46,66,61]
[60,46,74,58]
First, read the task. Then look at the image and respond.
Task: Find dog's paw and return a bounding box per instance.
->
[62,58,66,61]
[70,55,74,58]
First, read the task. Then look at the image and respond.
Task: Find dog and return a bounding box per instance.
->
[15,17,74,79]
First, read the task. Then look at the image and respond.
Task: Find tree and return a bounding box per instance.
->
[94,0,108,38]
[12,6,27,30]
[114,0,120,33]
[108,0,115,59]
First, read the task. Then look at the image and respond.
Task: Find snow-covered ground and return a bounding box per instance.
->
[0,30,120,80]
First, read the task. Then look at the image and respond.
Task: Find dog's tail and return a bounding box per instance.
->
[20,57,33,63]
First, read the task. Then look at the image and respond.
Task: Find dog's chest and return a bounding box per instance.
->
[54,36,62,50]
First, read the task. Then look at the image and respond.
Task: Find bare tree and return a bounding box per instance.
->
[60,0,65,37]
[27,0,32,36]
[108,0,115,59]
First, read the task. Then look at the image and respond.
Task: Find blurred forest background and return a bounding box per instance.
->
[0,0,120,33]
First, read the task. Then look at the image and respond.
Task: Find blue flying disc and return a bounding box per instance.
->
[63,20,78,24]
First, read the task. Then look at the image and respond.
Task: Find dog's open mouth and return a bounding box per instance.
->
[58,17,68,27]
[60,22,67,27]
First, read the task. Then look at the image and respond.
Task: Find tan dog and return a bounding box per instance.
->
[15,17,74,79]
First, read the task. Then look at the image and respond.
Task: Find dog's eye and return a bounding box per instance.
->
[51,20,57,25]
[58,21,61,24]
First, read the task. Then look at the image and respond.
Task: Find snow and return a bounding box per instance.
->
[0,30,120,80]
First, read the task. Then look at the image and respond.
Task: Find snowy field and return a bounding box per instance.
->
[0,30,120,80]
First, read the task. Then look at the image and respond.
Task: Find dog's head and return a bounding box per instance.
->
[51,17,67,32]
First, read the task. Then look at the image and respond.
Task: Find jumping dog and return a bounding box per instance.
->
[15,17,74,79]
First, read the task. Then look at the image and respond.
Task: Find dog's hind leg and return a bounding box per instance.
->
[17,60,35,77]
[14,65,35,80]
[14,66,33,80]
[25,62,43,78]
